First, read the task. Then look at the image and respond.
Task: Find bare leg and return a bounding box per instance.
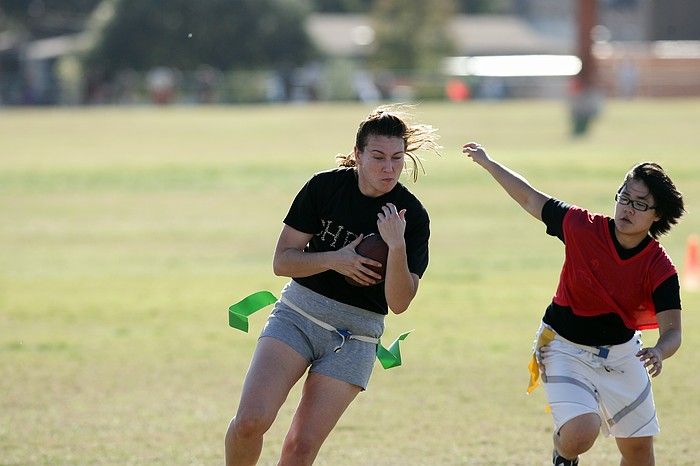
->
[616,436,654,466]
[225,337,309,466]
[278,372,362,466]
[554,413,600,460]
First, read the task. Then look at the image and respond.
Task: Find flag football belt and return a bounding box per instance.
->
[562,338,610,359]
[279,296,379,353]
[527,326,609,394]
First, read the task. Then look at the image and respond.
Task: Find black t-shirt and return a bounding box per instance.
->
[283,167,430,314]
[541,198,681,345]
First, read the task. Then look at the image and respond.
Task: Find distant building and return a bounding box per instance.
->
[307,9,700,99]
[2,1,700,105]
[306,13,569,59]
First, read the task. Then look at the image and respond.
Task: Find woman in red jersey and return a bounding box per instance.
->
[463,142,684,466]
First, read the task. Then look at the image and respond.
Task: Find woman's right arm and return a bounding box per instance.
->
[273,225,382,285]
[462,142,550,221]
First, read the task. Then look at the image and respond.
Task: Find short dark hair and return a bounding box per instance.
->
[337,105,440,182]
[619,162,685,238]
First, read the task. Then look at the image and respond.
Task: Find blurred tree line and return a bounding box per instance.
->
[1,0,513,77]
[0,0,514,104]
[85,0,316,79]
[0,0,101,37]
[371,0,455,72]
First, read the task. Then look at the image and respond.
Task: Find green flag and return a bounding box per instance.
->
[228,291,412,369]
[376,331,412,369]
[228,290,277,332]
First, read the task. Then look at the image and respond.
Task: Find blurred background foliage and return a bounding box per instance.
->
[0,0,507,76]
[84,0,316,78]
[370,0,455,72]
[1,0,699,107]
[0,0,101,38]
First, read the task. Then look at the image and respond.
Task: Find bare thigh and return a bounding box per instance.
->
[279,372,362,464]
[235,337,310,422]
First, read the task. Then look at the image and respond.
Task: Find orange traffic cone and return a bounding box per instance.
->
[683,234,699,292]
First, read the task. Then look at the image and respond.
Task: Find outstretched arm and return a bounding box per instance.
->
[462,142,550,221]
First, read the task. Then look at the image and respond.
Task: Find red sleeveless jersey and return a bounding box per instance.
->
[552,206,676,330]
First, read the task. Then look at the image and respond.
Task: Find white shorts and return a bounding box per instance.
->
[535,324,659,438]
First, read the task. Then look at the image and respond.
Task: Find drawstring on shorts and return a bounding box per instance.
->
[279,296,379,353]
[333,328,353,352]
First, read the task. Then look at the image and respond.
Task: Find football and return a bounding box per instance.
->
[345,233,389,286]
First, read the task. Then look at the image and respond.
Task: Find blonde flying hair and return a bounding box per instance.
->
[335,104,441,182]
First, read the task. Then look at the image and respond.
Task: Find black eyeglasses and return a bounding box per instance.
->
[615,193,655,212]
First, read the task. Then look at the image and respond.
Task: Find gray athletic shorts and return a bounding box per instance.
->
[260,280,385,390]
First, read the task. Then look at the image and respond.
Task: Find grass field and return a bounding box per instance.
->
[1,100,699,465]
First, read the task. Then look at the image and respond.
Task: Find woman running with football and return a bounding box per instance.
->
[225,105,440,465]
[462,142,684,466]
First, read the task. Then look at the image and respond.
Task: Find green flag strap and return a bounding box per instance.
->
[228,290,277,332]
[376,331,413,369]
[228,291,412,369]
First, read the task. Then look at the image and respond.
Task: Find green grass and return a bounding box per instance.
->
[1,100,699,465]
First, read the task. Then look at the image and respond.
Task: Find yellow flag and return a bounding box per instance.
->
[527,326,556,394]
